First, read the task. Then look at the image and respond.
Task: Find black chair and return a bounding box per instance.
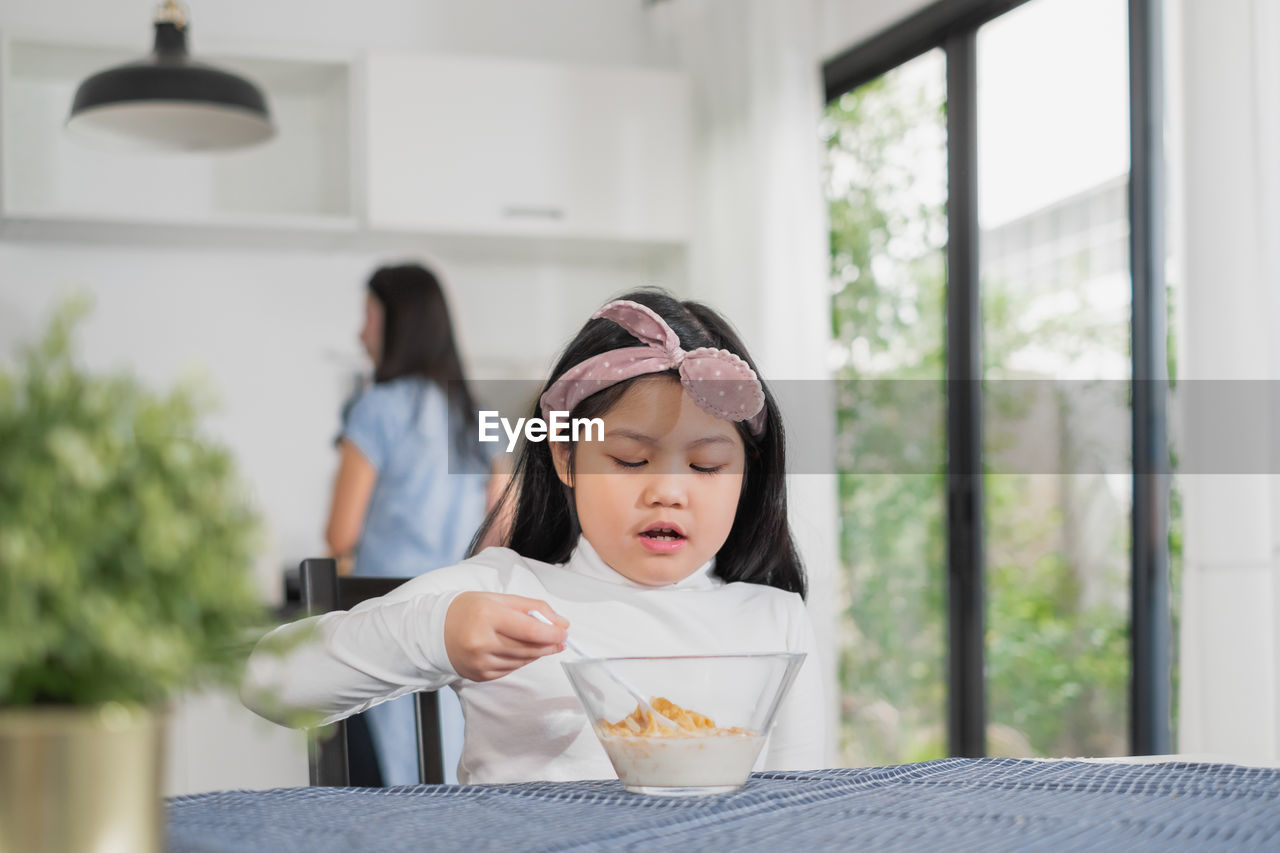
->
[299,557,445,786]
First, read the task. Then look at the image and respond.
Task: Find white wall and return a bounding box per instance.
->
[0,0,678,67]
[818,0,933,61]
[1172,0,1280,765]
[0,0,682,794]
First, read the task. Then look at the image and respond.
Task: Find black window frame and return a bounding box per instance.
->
[823,0,1171,757]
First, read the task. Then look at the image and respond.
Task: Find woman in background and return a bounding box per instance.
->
[326,262,499,786]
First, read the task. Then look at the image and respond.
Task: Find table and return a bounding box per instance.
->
[167,758,1280,852]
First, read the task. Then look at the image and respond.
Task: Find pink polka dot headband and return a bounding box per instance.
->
[539,300,767,436]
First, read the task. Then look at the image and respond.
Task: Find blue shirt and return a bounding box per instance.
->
[342,377,491,578]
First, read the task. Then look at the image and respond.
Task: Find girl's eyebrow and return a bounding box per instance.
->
[609,428,737,449]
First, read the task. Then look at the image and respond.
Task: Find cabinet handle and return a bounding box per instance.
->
[501,206,565,221]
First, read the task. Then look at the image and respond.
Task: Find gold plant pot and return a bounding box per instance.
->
[0,703,165,853]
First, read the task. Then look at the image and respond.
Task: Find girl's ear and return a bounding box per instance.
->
[550,442,574,488]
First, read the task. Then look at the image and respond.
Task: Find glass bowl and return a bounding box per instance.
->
[561,653,805,796]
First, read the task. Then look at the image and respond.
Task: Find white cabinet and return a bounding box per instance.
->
[0,34,356,240]
[0,37,691,252]
[363,54,691,244]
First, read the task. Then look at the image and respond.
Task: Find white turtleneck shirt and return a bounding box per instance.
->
[242,537,826,784]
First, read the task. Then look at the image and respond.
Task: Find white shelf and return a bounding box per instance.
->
[1,34,355,230]
[0,212,689,270]
[0,35,693,262]
[0,211,361,252]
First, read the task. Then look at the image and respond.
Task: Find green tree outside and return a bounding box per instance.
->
[822,57,1153,765]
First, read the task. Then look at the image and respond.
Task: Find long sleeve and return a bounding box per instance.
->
[761,593,828,770]
[240,542,833,784]
[241,565,490,727]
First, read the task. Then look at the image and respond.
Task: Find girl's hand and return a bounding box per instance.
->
[444,592,569,682]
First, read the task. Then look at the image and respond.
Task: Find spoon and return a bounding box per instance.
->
[528,610,681,731]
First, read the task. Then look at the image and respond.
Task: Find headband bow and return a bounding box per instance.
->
[539,300,767,436]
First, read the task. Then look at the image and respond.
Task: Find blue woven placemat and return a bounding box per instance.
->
[167,758,1280,852]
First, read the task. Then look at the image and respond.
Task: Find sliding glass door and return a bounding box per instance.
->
[823,0,1170,761]
[823,49,948,766]
[978,0,1132,759]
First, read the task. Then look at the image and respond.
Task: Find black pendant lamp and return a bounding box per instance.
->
[67,1,274,152]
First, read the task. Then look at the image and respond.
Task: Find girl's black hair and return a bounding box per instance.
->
[367,263,483,463]
[468,288,805,598]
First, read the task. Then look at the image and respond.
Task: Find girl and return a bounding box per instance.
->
[243,289,825,783]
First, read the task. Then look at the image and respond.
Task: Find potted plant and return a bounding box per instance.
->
[0,299,266,853]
